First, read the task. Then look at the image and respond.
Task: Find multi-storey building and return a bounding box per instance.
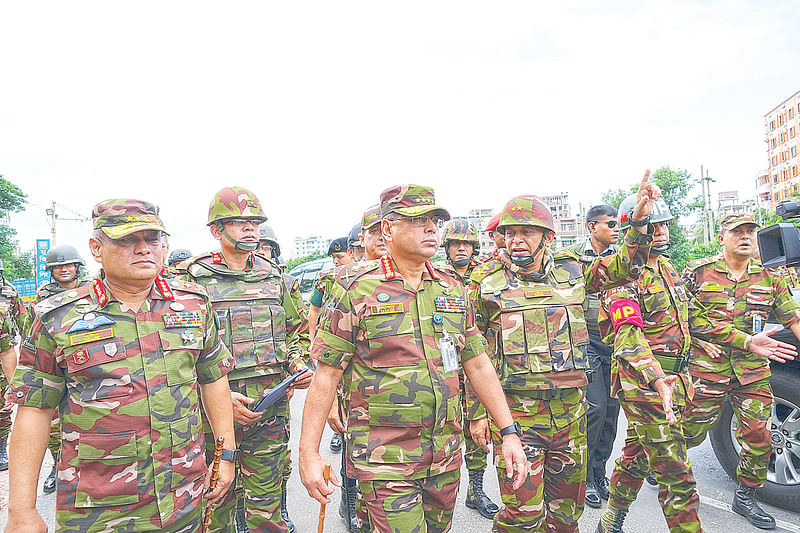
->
[292,235,331,258]
[542,193,587,248]
[765,89,800,208]
[717,191,754,218]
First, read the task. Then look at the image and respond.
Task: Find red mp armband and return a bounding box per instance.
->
[609,299,645,333]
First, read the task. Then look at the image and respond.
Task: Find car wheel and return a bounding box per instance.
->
[710,367,800,512]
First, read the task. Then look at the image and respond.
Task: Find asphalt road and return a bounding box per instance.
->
[2,389,799,532]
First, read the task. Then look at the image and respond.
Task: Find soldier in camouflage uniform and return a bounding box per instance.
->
[348,223,366,262]
[21,244,91,495]
[467,173,661,533]
[7,198,236,533]
[435,218,499,520]
[0,281,20,471]
[565,205,620,509]
[185,187,310,533]
[300,184,527,533]
[0,259,27,472]
[682,213,800,529]
[167,249,193,278]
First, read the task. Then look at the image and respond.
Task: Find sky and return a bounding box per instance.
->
[2,0,799,270]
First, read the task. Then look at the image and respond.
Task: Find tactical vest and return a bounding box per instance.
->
[489,255,590,392]
[187,253,287,380]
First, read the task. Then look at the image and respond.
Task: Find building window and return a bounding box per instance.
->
[780,115,785,126]
[793,166,799,177]
[772,156,778,165]
[782,152,787,162]
[771,138,777,148]
[790,108,795,119]
[791,127,796,138]
[792,146,798,158]
[771,120,776,130]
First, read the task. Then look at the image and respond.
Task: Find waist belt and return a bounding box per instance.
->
[653,353,689,373]
[523,388,577,400]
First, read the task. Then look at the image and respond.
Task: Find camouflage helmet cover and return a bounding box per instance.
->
[207,186,266,226]
[441,218,480,249]
[45,245,86,269]
[497,195,555,233]
[93,198,168,239]
[617,193,673,230]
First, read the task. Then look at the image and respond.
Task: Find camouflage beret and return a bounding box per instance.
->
[92,198,168,239]
[380,184,451,220]
[361,204,381,230]
[719,213,759,233]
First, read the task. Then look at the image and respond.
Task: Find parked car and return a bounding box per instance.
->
[288,257,334,303]
[709,289,800,512]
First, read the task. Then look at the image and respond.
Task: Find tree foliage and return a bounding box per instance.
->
[0,175,32,280]
[286,251,326,271]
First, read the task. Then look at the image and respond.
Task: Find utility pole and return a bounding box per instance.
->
[701,165,708,244]
[45,201,89,245]
[700,167,716,243]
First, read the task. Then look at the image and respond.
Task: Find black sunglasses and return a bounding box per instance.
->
[590,220,618,229]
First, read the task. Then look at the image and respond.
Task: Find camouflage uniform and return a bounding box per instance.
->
[311,185,481,533]
[11,197,234,532]
[682,254,799,488]
[599,256,704,533]
[186,251,308,533]
[0,281,25,451]
[467,195,653,533]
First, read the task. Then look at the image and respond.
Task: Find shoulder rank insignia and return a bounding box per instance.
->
[66,312,115,333]
[524,288,553,299]
[380,255,397,280]
[434,296,467,313]
[163,311,203,329]
[369,303,405,315]
[212,252,222,263]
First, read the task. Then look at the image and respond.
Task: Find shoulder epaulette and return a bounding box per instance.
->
[33,284,92,317]
[164,277,210,300]
[470,259,503,283]
[685,256,717,271]
[335,260,379,289]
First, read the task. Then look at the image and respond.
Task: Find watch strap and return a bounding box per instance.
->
[499,422,521,438]
[219,448,240,462]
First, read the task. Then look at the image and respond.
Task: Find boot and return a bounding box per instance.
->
[329,433,343,453]
[596,505,628,533]
[645,473,658,487]
[42,463,57,494]
[339,476,359,531]
[0,437,8,471]
[732,482,776,529]
[281,485,296,533]
[235,497,249,533]
[465,468,500,519]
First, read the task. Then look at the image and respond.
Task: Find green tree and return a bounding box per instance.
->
[0,175,32,280]
[286,251,326,271]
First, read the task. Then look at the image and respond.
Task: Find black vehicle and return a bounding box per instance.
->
[709,289,800,512]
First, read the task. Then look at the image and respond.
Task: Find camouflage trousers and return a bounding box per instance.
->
[491,404,587,533]
[683,375,773,488]
[205,378,290,533]
[608,399,702,533]
[461,372,488,471]
[0,372,11,440]
[48,414,61,460]
[358,468,461,533]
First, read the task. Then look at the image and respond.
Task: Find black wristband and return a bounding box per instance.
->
[499,422,522,438]
[627,210,650,227]
[220,448,240,462]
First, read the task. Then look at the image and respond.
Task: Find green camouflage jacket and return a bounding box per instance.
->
[0,281,28,335]
[683,255,800,385]
[466,229,652,422]
[432,260,476,288]
[0,308,12,353]
[565,239,617,330]
[311,255,486,482]
[185,252,308,383]
[11,276,233,531]
[21,279,91,336]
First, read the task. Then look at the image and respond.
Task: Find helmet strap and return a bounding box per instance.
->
[651,243,671,255]
[220,225,259,252]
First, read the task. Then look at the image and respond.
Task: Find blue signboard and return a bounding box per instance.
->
[11,279,37,304]
[36,239,50,289]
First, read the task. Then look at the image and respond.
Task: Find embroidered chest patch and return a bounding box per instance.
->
[524,288,553,299]
[69,328,114,347]
[434,296,467,313]
[163,311,203,329]
[369,303,405,315]
[73,349,90,365]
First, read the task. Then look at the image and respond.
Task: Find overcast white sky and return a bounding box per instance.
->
[2,1,799,268]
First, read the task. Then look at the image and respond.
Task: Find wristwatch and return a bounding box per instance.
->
[219,448,241,462]
[627,210,650,227]
[499,421,522,438]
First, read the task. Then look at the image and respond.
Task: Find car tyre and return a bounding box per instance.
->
[710,367,800,512]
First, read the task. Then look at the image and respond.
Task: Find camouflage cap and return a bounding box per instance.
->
[328,237,349,255]
[207,186,266,226]
[719,213,759,233]
[361,204,381,230]
[92,198,168,239]
[380,184,451,221]
[497,195,555,233]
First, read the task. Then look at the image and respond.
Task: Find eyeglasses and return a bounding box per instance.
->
[590,220,618,229]
[388,214,443,227]
[223,218,261,228]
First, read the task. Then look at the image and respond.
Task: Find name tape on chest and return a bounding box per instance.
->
[163,311,203,329]
[70,327,114,347]
[700,283,725,292]
[369,303,406,315]
[524,288,553,299]
[434,296,467,313]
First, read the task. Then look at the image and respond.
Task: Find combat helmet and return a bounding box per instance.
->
[258,222,281,258]
[496,195,555,266]
[618,193,673,254]
[441,218,480,267]
[207,187,266,252]
[168,249,192,266]
[45,245,85,283]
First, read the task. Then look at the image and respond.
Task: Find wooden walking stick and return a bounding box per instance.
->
[204,436,225,532]
[317,462,332,533]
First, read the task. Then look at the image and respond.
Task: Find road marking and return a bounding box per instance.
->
[700,495,800,533]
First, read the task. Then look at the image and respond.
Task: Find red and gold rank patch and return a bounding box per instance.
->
[73,349,90,365]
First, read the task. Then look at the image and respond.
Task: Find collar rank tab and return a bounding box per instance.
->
[434,296,467,313]
[92,278,108,307]
[381,255,397,280]
[211,252,223,263]
[163,311,203,329]
[161,267,170,278]
[425,261,441,280]
[524,288,553,299]
[156,277,175,300]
